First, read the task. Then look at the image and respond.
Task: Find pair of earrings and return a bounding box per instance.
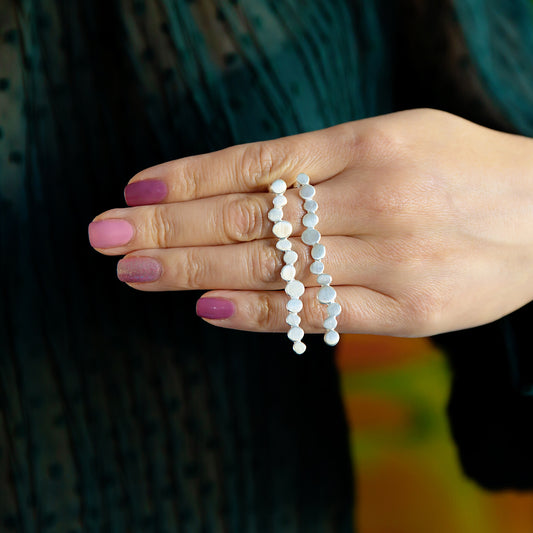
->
[268,174,341,354]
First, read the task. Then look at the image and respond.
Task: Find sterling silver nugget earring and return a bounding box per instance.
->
[296,173,341,347]
[268,179,306,354]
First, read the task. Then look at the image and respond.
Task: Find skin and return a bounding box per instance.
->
[89,108,533,337]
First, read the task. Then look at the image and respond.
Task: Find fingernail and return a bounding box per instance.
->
[88,219,134,248]
[124,179,168,206]
[117,256,162,283]
[196,298,235,320]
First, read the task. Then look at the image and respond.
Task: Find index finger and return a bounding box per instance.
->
[124,121,360,206]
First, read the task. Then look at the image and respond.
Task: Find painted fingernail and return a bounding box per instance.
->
[117,256,162,283]
[124,179,168,206]
[196,298,235,320]
[88,219,134,248]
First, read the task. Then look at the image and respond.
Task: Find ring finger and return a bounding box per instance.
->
[116,236,388,292]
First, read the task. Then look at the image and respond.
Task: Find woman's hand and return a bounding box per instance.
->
[88,109,533,337]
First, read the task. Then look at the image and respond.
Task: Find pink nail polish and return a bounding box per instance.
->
[88,219,134,248]
[117,257,162,283]
[124,179,168,206]
[196,298,235,319]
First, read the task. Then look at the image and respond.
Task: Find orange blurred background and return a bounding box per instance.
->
[336,335,533,533]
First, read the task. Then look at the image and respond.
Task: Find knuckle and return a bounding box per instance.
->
[300,293,326,330]
[175,159,200,200]
[223,195,266,242]
[351,124,406,165]
[179,248,207,290]
[247,241,280,285]
[239,143,276,188]
[254,293,278,330]
[238,141,295,189]
[148,205,176,247]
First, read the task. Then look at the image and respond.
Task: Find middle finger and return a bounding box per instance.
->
[89,182,366,255]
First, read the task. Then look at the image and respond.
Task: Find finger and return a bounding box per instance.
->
[90,182,367,254]
[124,121,360,205]
[194,286,406,337]
[115,236,387,291]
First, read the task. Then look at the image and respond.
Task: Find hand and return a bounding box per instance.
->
[88,109,533,337]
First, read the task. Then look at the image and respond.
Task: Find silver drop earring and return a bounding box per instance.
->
[296,173,341,347]
[268,179,306,354]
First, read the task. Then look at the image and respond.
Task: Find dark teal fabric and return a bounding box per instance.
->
[453,0,533,136]
[1,0,533,531]
[1,1,385,531]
